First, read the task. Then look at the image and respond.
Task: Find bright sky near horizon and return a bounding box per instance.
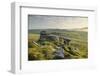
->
[28,15,88,29]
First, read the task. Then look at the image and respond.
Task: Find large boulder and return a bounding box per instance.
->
[47,34,59,42]
[39,31,59,42]
[39,31,71,46]
[63,37,71,45]
[39,31,48,41]
[53,47,64,59]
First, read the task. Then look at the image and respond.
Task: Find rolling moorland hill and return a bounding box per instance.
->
[28,28,88,60]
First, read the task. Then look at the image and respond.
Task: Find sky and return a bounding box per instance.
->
[28,15,88,30]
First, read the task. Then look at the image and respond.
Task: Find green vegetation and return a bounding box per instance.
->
[28,29,88,60]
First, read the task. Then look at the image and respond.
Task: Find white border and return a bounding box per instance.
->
[11,2,97,74]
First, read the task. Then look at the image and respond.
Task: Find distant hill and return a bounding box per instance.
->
[29,27,88,34]
[70,27,88,32]
[28,29,70,34]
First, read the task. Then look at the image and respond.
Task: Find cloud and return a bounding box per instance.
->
[28,15,88,29]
